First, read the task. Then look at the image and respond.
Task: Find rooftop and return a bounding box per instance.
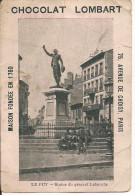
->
[80,49,113,69]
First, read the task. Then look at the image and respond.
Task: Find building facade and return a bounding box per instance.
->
[69,74,83,123]
[35,105,45,125]
[19,80,30,126]
[64,72,73,89]
[81,49,113,124]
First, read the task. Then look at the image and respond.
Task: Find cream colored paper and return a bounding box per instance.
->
[0,0,131,192]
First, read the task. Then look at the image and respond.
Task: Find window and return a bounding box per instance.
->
[76,110,78,119]
[91,67,94,78]
[96,96,99,104]
[87,68,90,79]
[100,78,103,91]
[91,81,94,89]
[88,82,90,88]
[100,95,103,105]
[95,64,98,77]
[73,110,76,119]
[84,71,86,81]
[84,99,86,104]
[78,109,82,120]
[100,115,103,121]
[95,80,98,92]
[84,84,86,95]
[99,62,103,75]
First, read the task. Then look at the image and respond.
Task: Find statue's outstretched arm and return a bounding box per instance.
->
[59,55,63,66]
[43,45,53,57]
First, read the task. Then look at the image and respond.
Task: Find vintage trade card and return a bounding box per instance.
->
[1,0,131,192]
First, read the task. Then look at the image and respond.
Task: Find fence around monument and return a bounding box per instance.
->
[19,121,113,139]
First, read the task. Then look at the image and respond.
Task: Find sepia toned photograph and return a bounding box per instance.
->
[18,18,114,181]
[0,0,132,192]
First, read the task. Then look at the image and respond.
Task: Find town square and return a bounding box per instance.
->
[18,18,114,180]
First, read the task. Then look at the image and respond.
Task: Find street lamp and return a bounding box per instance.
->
[104,77,113,123]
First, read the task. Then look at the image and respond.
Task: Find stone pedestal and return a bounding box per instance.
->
[43,88,70,122]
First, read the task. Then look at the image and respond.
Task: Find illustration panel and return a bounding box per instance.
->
[18,18,114,181]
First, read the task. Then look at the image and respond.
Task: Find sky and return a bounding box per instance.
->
[18,18,113,118]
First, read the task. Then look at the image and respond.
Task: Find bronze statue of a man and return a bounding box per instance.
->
[43,45,65,87]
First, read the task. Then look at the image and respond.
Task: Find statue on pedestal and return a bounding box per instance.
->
[43,45,65,88]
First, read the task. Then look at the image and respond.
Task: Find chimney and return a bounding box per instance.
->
[89,53,94,59]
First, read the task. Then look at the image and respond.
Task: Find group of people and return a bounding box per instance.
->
[58,129,92,155]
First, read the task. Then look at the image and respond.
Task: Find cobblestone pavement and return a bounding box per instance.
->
[20,165,113,181]
[20,151,110,169]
